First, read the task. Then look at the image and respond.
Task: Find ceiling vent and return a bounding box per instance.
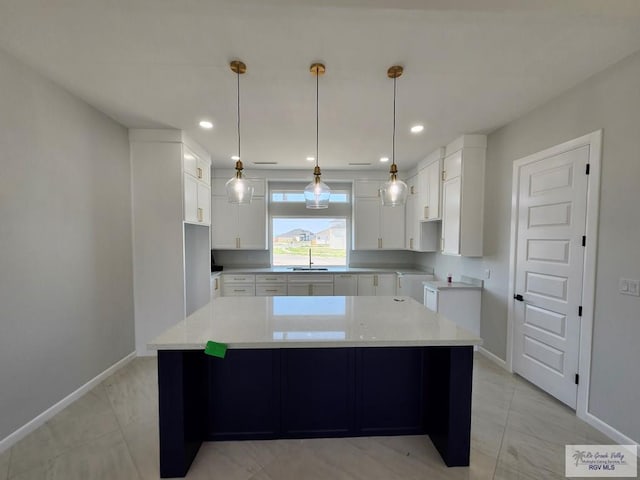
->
[252,161,278,165]
[348,162,371,166]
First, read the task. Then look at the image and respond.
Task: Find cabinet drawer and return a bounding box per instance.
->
[287,274,334,283]
[256,284,287,296]
[223,284,256,296]
[256,274,287,283]
[224,274,256,284]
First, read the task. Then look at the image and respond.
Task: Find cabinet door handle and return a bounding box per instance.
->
[265,289,279,293]
[197,207,203,222]
[214,278,219,290]
[440,238,444,250]
[409,238,414,250]
[374,275,378,287]
[197,167,203,179]
[410,185,415,195]
[442,170,446,182]
[424,206,429,219]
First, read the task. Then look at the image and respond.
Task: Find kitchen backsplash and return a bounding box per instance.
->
[213,249,419,269]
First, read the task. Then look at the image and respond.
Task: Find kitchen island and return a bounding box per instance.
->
[148,296,482,478]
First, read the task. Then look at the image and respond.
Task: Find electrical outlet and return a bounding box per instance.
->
[620,278,640,296]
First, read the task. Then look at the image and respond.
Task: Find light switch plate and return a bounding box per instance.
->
[620,278,640,296]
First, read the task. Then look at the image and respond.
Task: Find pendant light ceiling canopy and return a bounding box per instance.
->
[304,62,331,209]
[226,60,254,204]
[380,65,409,207]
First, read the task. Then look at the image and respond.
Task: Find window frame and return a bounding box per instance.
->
[268,181,352,268]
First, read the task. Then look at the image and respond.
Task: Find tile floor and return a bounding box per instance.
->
[0,354,613,480]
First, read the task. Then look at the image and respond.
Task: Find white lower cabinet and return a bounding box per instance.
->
[222,274,256,297]
[255,274,287,296]
[333,274,358,296]
[287,283,334,296]
[256,284,287,296]
[221,272,407,298]
[357,274,396,296]
[423,284,481,336]
[222,284,255,296]
[210,274,222,299]
[287,274,334,296]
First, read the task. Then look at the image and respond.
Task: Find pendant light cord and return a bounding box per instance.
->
[316,69,319,169]
[237,69,241,160]
[392,76,396,168]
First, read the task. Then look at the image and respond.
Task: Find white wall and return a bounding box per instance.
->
[418,49,640,442]
[0,49,134,440]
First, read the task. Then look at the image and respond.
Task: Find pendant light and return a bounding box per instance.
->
[226,60,254,204]
[380,65,408,207]
[304,62,331,209]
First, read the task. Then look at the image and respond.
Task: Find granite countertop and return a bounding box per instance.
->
[212,266,432,276]
[148,296,482,350]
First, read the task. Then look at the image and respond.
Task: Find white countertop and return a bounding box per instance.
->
[212,267,431,276]
[148,296,482,350]
[423,280,483,291]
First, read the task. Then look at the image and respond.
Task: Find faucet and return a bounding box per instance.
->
[309,248,313,268]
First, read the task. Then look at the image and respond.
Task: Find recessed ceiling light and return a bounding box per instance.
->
[199,120,213,129]
[410,125,424,133]
[380,157,389,163]
[231,155,240,160]
[306,156,315,161]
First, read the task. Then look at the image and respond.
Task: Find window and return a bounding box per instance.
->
[272,217,347,266]
[269,182,352,267]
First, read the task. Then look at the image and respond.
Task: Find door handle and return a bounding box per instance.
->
[514,294,524,302]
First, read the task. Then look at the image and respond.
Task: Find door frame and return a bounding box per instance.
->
[506,130,602,420]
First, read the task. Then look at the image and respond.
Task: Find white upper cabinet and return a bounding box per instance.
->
[405,174,439,252]
[440,135,486,257]
[211,178,267,250]
[353,180,405,250]
[183,146,211,226]
[423,160,442,221]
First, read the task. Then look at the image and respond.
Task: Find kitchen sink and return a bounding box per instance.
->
[291,267,329,271]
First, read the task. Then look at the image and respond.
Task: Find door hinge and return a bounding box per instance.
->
[578,305,583,317]
[575,373,580,385]
[585,163,590,175]
[582,235,586,247]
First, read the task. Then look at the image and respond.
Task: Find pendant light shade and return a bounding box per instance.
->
[305,63,330,209]
[226,60,254,204]
[380,65,408,207]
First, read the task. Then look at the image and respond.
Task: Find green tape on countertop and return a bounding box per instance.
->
[205,341,227,358]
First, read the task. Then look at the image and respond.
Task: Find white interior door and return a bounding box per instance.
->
[513,145,589,408]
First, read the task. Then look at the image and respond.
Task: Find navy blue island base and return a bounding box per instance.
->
[157,345,474,478]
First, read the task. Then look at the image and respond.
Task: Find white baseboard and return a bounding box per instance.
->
[0,351,136,454]
[581,411,639,446]
[478,346,509,371]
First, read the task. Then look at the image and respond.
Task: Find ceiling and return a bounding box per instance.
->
[2,0,640,171]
